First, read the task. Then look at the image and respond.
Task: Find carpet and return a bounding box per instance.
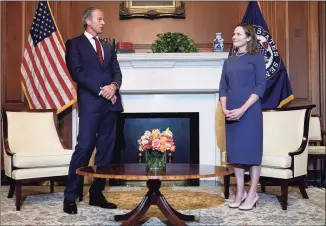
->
[1,185,325,225]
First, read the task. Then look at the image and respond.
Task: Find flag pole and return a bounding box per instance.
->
[257,1,262,11]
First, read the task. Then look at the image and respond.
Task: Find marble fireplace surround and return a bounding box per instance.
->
[72,52,229,173]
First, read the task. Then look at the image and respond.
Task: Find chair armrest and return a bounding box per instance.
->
[289,137,308,157]
[3,139,15,157]
[59,136,69,149]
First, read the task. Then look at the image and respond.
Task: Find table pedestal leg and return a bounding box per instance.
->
[114,179,195,226]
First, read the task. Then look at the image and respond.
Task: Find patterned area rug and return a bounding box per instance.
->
[1,186,325,225]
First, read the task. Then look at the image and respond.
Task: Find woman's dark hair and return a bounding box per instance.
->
[232,23,259,55]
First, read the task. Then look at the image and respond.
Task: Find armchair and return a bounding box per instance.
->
[1,109,73,210]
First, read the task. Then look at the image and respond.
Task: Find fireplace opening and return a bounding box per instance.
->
[110,112,200,186]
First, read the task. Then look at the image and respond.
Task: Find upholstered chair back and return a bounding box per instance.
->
[263,109,307,156]
[309,116,323,142]
[6,111,65,153]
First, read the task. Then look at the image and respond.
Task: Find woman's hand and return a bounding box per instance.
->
[222,108,230,117]
[226,108,245,121]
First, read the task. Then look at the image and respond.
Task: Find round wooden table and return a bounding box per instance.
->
[77,163,232,226]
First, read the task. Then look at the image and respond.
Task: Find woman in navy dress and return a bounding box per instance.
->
[219,23,266,210]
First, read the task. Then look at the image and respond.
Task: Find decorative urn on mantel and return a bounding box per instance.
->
[213,33,224,52]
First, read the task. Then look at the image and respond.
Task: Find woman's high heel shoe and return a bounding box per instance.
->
[238,194,259,211]
[229,191,247,208]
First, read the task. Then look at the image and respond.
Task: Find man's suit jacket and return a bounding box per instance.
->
[65,34,123,115]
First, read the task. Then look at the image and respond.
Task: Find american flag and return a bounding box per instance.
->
[21,1,76,114]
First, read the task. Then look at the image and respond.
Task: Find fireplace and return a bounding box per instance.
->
[112,112,199,165]
[72,52,228,184]
[110,112,200,186]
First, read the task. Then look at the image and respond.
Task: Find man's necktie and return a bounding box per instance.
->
[93,37,104,67]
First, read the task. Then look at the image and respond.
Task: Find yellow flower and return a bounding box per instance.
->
[162,127,173,137]
[151,129,160,139]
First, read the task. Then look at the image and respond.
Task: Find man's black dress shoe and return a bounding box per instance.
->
[63,199,77,214]
[89,194,117,209]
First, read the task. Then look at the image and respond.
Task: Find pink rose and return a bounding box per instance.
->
[152,139,160,148]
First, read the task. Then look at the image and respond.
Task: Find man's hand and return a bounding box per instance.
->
[71,86,77,98]
[100,84,116,100]
[110,95,117,105]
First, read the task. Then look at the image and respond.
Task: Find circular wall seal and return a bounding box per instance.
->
[254,25,281,80]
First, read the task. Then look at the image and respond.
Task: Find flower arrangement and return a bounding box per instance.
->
[138,128,175,171]
[138,128,176,153]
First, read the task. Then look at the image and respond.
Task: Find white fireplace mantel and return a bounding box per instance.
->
[72,52,229,176]
[117,52,229,94]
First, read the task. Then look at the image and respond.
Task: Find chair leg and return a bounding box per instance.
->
[260,179,266,193]
[79,185,84,201]
[280,181,288,210]
[322,158,325,188]
[319,157,325,188]
[8,178,16,198]
[79,176,84,202]
[313,158,318,187]
[50,180,54,193]
[15,181,22,211]
[298,176,309,199]
[223,174,230,199]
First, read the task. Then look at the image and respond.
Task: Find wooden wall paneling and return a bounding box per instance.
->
[2,2,26,108]
[22,1,36,108]
[1,0,3,174]
[285,2,290,71]
[69,1,245,52]
[238,1,248,22]
[288,1,310,105]
[307,1,320,115]
[49,1,72,41]
[1,1,5,107]
[286,1,320,115]
[319,1,326,138]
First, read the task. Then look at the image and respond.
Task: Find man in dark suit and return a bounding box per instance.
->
[63,7,123,214]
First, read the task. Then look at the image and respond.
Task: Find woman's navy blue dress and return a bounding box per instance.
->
[219,52,266,165]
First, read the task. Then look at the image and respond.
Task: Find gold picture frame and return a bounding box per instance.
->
[120,1,185,20]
